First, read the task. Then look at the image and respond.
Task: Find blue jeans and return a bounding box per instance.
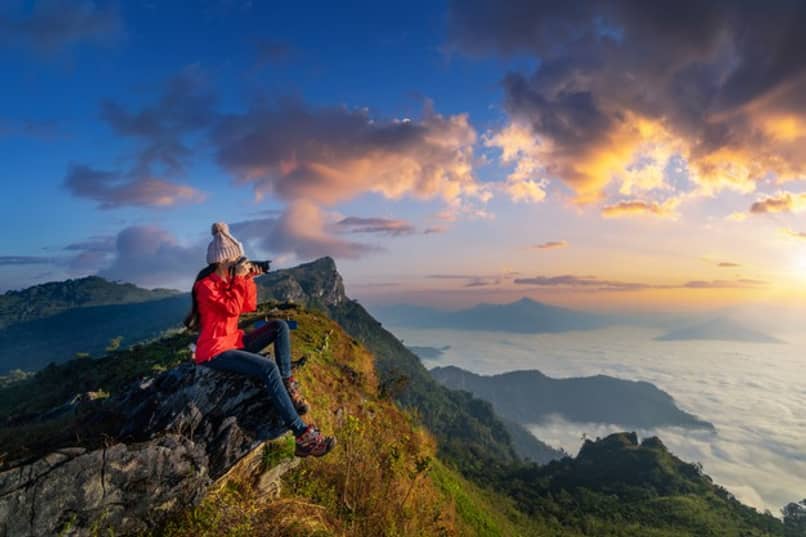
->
[202,319,306,435]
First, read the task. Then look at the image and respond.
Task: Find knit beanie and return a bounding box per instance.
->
[206,222,245,264]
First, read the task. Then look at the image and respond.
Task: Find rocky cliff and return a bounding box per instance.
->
[0,360,289,536]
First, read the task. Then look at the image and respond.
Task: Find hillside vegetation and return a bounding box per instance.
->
[0,300,789,536]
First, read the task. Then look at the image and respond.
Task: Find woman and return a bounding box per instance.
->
[185,222,335,458]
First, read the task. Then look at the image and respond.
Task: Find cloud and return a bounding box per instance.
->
[483,122,548,203]
[514,275,649,291]
[782,228,806,240]
[212,98,483,209]
[64,163,205,209]
[450,1,806,205]
[335,216,417,236]
[95,226,203,288]
[231,200,381,261]
[426,273,509,288]
[601,199,679,219]
[423,327,806,513]
[717,262,741,268]
[99,65,216,178]
[0,118,64,140]
[726,212,748,222]
[533,240,568,250]
[0,0,123,53]
[0,256,54,265]
[749,191,806,214]
[513,274,767,292]
[423,226,447,234]
[63,235,115,252]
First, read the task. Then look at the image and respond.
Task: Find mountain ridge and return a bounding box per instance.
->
[370,296,611,333]
[430,365,715,430]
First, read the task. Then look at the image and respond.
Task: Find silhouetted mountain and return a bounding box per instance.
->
[656,317,784,343]
[430,365,714,430]
[0,275,179,329]
[370,297,611,333]
[0,294,190,373]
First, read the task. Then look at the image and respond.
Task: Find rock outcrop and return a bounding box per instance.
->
[0,363,289,536]
[256,256,347,310]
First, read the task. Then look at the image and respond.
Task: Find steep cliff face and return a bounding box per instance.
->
[255,256,347,310]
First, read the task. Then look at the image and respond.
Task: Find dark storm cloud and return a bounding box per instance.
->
[64,163,205,209]
[335,217,417,236]
[0,0,123,53]
[448,0,806,199]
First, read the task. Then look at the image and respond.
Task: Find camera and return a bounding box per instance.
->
[251,260,271,272]
[229,257,271,276]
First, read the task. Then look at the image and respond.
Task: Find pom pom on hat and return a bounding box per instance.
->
[211,222,230,236]
[206,221,244,264]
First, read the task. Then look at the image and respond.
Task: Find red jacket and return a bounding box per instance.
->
[193,271,257,363]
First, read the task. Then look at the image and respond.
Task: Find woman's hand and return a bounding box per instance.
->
[248,262,265,277]
[233,261,251,277]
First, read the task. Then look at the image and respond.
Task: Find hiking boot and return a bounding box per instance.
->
[295,425,336,457]
[284,376,310,415]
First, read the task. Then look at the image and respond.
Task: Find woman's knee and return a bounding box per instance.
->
[268,319,290,336]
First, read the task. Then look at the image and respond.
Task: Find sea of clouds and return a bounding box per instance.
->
[389,324,806,514]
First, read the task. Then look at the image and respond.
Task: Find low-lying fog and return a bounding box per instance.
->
[389,324,805,514]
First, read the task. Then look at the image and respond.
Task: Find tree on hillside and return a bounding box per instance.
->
[783,498,806,537]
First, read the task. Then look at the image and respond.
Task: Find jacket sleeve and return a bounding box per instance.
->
[197,276,249,317]
[242,276,257,313]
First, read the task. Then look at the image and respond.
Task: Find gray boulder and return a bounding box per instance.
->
[0,363,289,536]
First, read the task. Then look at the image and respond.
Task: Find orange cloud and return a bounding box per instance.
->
[214,100,483,210]
[782,228,806,240]
[453,2,806,206]
[601,199,679,219]
[750,192,806,214]
[533,241,568,249]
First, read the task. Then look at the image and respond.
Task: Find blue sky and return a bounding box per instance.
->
[2,1,806,311]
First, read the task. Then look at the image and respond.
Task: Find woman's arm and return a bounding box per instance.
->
[242,276,257,313]
[197,276,251,317]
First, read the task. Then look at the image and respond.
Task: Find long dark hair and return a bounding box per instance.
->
[184,263,218,331]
